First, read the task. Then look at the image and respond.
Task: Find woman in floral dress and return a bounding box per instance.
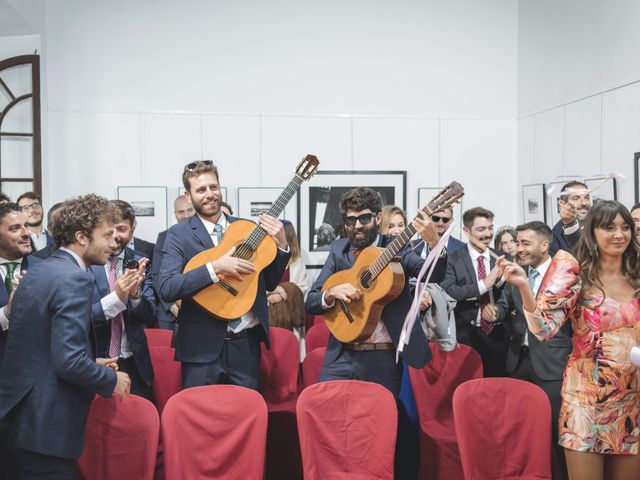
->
[499,200,640,480]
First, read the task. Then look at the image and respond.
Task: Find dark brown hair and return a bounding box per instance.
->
[16,191,41,205]
[268,282,306,330]
[462,207,494,229]
[182,161,220,192]
[52,194,118,248]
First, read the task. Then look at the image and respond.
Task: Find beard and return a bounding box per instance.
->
[193,197,220,218]
[348,224,379,249]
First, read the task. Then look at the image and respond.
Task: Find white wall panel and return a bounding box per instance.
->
[564,95,602,177]
[532,108,565,184]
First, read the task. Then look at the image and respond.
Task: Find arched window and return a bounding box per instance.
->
[0,54,41,200]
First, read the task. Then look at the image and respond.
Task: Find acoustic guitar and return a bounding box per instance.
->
[322,181,464,343]
[184,154,319,319]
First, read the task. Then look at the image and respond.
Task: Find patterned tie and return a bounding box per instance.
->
[214,224,223,246]
[107,257,123,357]
[528,268,539,293]
[4,262,19,295]
[477,255,494,334]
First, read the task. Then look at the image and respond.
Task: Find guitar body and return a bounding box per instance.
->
[184,219,277,320]
[322,246,405,343]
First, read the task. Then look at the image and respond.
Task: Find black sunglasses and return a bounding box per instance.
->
[344,213,374,227]
[431,215,451,224]
[184,160,214,172]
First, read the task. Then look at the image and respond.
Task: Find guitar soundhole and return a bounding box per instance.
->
[359,269,373,289]
[234,242,255,261]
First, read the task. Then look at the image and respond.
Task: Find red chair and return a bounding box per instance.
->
[297,380,397,480]
[453,378,552,480]
[144,328,172,347]
[301,347,326,388]
[76,395,159,480]
[260,327,300,411]
[148,346,182,415]
[161,385,268,480]
[305,322,330,353]
[408,342,483,480]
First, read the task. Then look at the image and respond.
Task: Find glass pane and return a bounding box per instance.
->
[1,97,33,133]
[0,63,33,99]
[1,136,34,177]
[0,181,33,202]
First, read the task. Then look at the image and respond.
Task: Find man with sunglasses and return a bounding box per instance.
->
[305,187,435,479]
[158,160,290,391]
[16,191,54,253]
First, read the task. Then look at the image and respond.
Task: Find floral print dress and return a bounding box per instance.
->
[524,250,640,454]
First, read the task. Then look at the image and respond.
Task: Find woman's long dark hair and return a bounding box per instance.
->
[574,200,640,297]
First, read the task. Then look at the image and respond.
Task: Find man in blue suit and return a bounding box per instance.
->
[549,180,592,257]
[0,194,131,479]
[159,161,290,390]
[0,203,41,363]
[90,200,156,399]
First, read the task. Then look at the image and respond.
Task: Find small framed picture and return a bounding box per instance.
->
[237,187,298,232]
[521,183,546,223]
[117,186,168,242]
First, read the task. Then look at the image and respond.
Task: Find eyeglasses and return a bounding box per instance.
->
[184,160,214,172]
[344,213,374,227]
[431,215,451,224]
[20,202,42,212]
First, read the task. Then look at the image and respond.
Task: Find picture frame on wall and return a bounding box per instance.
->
[634,152,640,203]
[237,187,298,232]
[117,186,168,243]
[546,181,567,228]
[584,176,617,204]
[417,187,464,236]
[298,170,407,268]
[521,183,546,223]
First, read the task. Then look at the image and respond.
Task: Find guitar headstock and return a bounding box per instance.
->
[296,154,320,181]
[423,181,464,216]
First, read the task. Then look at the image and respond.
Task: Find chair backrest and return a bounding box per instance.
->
[305,322,330,353]
[149,345,182,414]
[261,327,300,405]
[409,342,482,426]
[301,347,326,388]
[76,395,160,480]
[161,385,268,480]
[453,378,552,480]
[144,328,173,347]
[297,380,397,480]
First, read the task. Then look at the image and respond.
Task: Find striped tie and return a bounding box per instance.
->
[107,257,123,357]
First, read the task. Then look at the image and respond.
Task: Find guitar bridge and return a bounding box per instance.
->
[338,300,354,323]
[217,280,239,296]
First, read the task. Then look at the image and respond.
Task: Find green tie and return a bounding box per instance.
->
[5,262,19,295]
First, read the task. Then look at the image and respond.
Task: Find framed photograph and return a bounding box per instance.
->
[635,152,640,204]
[546,181,567,228]
[418,187,464,236]
[585,176,617,203]
[117,186,168,243]
[237,187,298,232]
[298,170,406,268]
[521,183,546,223]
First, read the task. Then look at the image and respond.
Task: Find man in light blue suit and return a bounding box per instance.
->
[0,194,131,479]
[159,161,290,391]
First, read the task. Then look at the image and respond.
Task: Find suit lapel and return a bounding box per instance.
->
[89,264,110,297]
[191,215,214,249]
[462,250,477,282]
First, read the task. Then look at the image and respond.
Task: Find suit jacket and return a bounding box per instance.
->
[158,214,290,363]
[440,246,506,343]
[495,274,572,380]
[152,230,175,326]
[133,237,155,266]
[305,236,432,369]
[0,255,41,363]
[409,236,465,283]
[89,248,156,386]
[550,221,581,257]
[0,250,116,459]
[32,243,56,259]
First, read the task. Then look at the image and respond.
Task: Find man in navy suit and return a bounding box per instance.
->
[90,200,156,399]
[441,207,508,377]
[159,160,290,390]
[0,194,131,479]
[550,181,592,257]
[0,203,41,363]
[153,195,195,330]
[17,191,54,253]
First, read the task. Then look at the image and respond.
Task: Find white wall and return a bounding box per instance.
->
[518,0,640,220]
[2,0,519,243]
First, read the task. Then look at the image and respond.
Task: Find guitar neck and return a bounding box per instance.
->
[244,175,303,249]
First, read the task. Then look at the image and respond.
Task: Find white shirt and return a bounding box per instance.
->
[30,226,48,251]
[0,256,23,331]
[467,243,504,326]
[522,256,551,346]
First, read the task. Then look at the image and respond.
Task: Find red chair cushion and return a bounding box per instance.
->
[261,327,299,411]
[301,347,326,388]
[297,380,397,480]
[148,346,182,415]
[453,378,552,480]
[161,385,268,480]
[305,322,330,353]
[76,395,159,480]
[144,328,173,347]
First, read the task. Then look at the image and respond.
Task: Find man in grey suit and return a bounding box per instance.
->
[482,221,570,479]
[0,194,131,479]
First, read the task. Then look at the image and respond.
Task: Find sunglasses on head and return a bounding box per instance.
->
[431,215,451,224]
[184,160,214,172]
[344,213,374,227]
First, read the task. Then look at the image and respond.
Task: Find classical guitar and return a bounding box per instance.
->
[184,154,319,319]
[322,181,464,343]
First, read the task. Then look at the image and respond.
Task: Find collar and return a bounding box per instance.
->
[0,256,23,265]
[59,247,87,270]
[531,256,551,278]
[199,214,228,234]
[109,249,126,263]
[467,242,489,262]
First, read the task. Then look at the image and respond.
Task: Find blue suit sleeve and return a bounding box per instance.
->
[440,255,481,301]
[129,259,157,327]
[305,248,338,315]
[263,247,292,291]
[50,271,116,397]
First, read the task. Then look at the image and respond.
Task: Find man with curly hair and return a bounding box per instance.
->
[0,194,132,479]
